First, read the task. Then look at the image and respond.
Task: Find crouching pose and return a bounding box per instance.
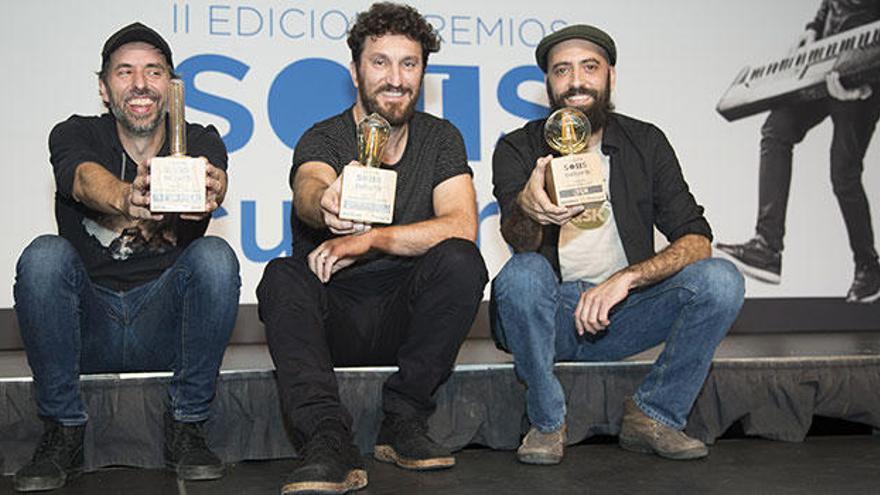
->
[257,3,487,493]
[491,24,745,465]
[13,22,239,492]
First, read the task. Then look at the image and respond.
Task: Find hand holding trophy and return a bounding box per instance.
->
[543,107,605,207]
[149,79,206,213]
[338,113,397,225]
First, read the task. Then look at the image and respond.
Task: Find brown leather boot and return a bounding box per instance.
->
[619,398,708,460]
[516,424,566,465]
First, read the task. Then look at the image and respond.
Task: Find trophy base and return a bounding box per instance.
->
[150,156,206,213]
[338,164,397,224]
[545,152,606,207]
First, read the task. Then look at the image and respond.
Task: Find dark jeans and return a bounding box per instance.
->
[756,92,880,265]
[257,238,487,445]
[13,235,241,425]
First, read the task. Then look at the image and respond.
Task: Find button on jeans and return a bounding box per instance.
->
[14,235,241,425]
[491,253,744,432]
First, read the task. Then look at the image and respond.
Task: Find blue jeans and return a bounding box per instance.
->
[491,253,744,433]
[14,235,240,425]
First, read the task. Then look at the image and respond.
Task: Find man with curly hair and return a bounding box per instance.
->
[257,3,487,493]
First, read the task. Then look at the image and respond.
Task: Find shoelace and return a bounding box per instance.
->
[390,417,432,448]
[745,238,772,252]
[303,432,347,465]
[32,425,76,460]
[396,417,427,436]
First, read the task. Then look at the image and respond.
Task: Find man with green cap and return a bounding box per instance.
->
[490,24,745,464]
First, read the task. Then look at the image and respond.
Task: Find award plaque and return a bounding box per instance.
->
[338,113,397,224]
[150,79,206,213]
[543,107,605,207]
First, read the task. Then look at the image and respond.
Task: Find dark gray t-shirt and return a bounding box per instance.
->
[290,108,472,278]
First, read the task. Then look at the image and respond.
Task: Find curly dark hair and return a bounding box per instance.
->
[347,2,440,65]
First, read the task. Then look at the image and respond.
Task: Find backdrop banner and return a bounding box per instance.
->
[3,1,878,330]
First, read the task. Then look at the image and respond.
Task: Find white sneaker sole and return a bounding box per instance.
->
[847,287,880,303]
[714,251,781,284]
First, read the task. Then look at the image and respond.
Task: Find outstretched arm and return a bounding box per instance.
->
[293,160,371,235]
[72,161,161,221]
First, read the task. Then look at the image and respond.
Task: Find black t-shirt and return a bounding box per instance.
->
[290,108,472,278]
[49,113,228,291]
[807,0,880,37]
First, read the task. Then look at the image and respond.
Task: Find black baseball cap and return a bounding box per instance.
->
[535,24,617,72]
[101,22,174,70]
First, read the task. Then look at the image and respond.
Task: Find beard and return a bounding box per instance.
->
[356,70,422,127]
[106,85,165,137]
[547,74,614,132]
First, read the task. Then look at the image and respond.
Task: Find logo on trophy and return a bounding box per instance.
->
[338,113,397,225]
[150,79,206,213]
[543,107,606,208]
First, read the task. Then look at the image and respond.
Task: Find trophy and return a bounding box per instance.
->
[338,113,397,224]
[543,107,605,207]
[149,79,206,213]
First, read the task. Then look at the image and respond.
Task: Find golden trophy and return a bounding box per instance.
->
[150,79,206,213]
[338,113,397,224]
[543,107,605,207]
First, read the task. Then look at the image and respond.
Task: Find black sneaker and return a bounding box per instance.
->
[715,237,782,284]
[846,261,880,303]
[281,429,367,495]
[373,414,455,471]
[164,413,224,481]
[13,420,84,492]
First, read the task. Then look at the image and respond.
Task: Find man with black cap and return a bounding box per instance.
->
[490,24,745,464]
[12,22,239,491]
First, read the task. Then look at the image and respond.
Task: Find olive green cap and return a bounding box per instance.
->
[535,24,617,71]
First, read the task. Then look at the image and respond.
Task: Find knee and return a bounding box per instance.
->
[492,253,557,302]
[257,257,321,316]
[257,257,287,296]
[258,257,317,298]
[257,258,328,346]
[15,235,80,289]
[185,236,240,291]
[690,258,745,313]
[426,238,488,291]
[829,164,862,196]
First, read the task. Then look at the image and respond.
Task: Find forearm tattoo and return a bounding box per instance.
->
[501,203,543,253]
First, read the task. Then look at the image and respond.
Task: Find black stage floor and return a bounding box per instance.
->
[0,435,877,495]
